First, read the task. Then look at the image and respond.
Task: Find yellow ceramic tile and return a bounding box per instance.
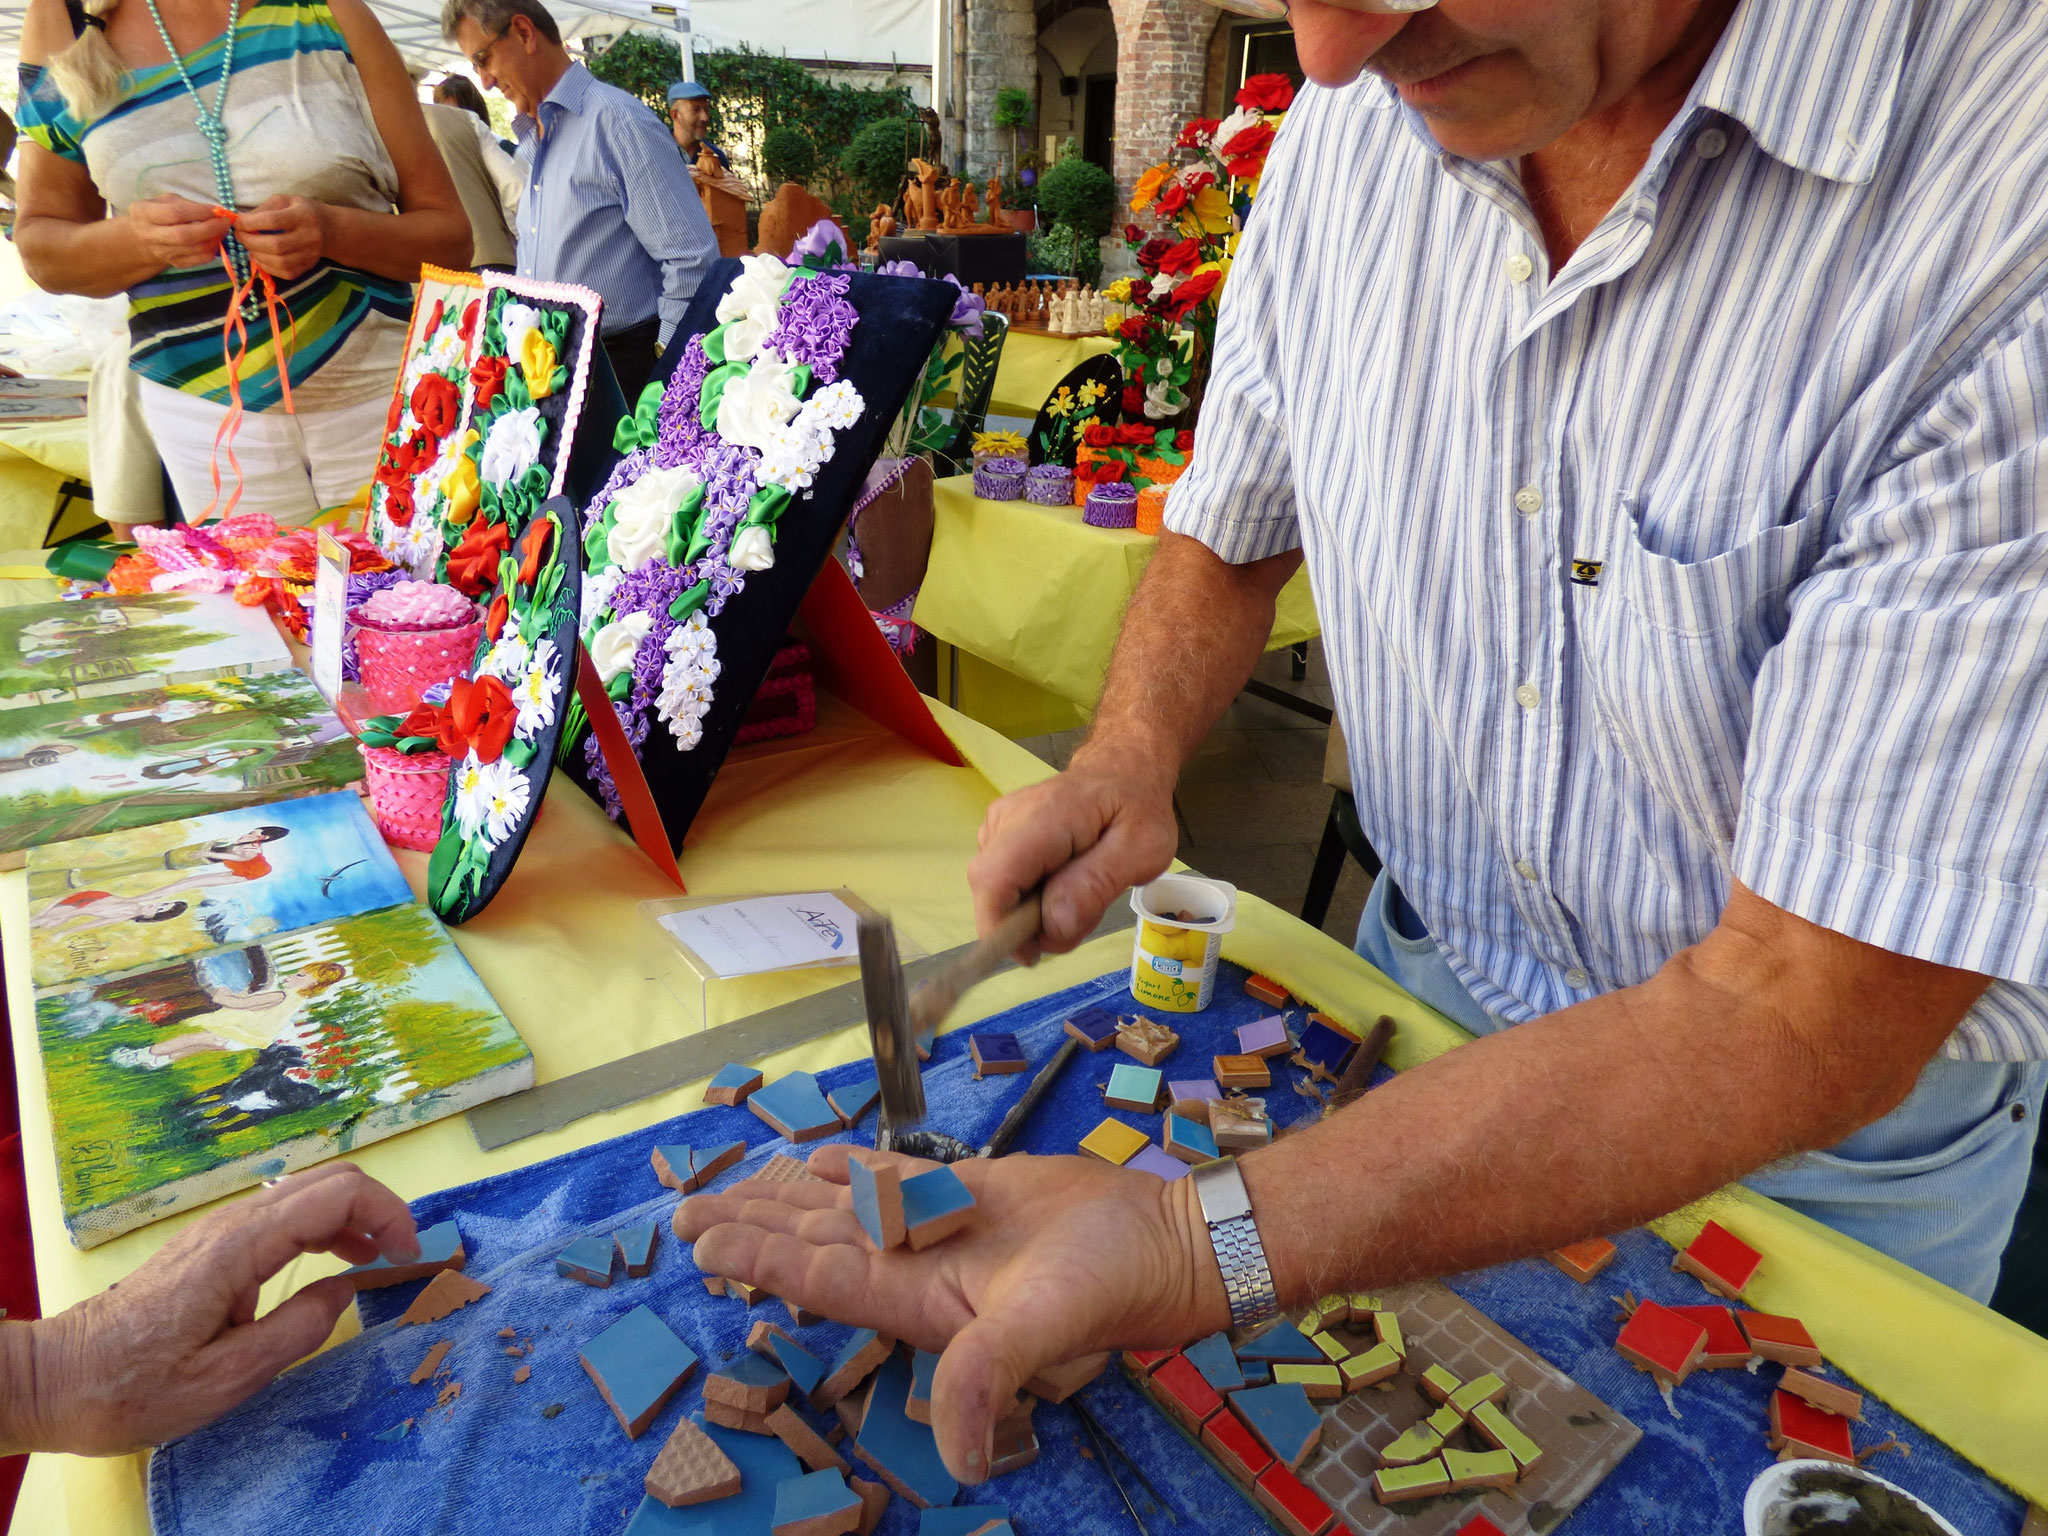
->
[1077,1118,1151,1166]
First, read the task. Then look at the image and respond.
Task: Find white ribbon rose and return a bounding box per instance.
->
[498,301,543,365]
[479,406,544,487]
[590,611,654,684]
[728,524,776,571]
[717,355,807,453]
[714,255,796,362]
[606,464,703,573]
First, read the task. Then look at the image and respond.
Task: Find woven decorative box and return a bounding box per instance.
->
[1073,444,1120,505]
[351,583,483,715]
[1135,455,1187,488]
[972,457,1026,501]
[1025,464,1073,506]
[735,642,817,747]
[1084,482,1139,529]
[1135,484,1169,535]
[358,743,454,852]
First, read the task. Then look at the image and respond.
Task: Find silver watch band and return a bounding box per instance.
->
[1190,1158,1279,1332]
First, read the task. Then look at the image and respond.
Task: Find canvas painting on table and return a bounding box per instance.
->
[27,791,413,989]
[34,902,533,1248]
[0,592,290,707]
[0,670,362,863]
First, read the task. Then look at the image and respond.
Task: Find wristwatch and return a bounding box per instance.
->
[1189,1157,1279,1331]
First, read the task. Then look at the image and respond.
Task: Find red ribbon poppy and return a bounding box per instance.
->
[446,520,511,597]
[411,372,461,440]
[1220,122,1276,179]
[459,298,481,342]
[447,673,517,765]
[471,354,510,411]
[516,518,553,587]
[1121,384,1145,417]
[1113,422,1158,448]
[1156,182,1193,218]
[1235,73,1294,113]
[384,393,404,439]
[1164,268,1222,320]
[1174,429,1194,452]
[485,592,508,642]
[1156,238,1202,276]
[398,700,465,757]
[382,481,416,528]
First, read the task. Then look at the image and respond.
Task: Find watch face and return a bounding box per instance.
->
[1193,1158,1255,1224]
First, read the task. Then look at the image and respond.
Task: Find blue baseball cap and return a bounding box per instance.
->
[667,81,710,104]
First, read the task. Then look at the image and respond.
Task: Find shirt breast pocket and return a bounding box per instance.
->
[1579,493,1828,848]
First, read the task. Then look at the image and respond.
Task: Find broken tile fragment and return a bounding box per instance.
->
[645,1413,744,1507]
[815,1329,894,1411]
[848,1151,906,1251]
[616,1222,660,1278]
[557,1234,616,1288]
[1209,1095,1271,1149]
[900,1166,976,1250]
[1374,1457,1451,1504]
[1230,1382,1321,1469]
[851,1352,958,1509]
[1781,1365,1863,1421]
[707,1351,793,1418]
[1547,1236,1617,1284]
[1674,1219,1762,1300]
[399,1269,491,1326]
[1022,1353,1108,1402]
[409,1339,452,1385]
[705,1063,764,1106]
[829,1079,880,1127]
[750,1072,842,1142]
[343,1220,465,1291]
[768,1403,850,1474]
[581,1305,699,1438]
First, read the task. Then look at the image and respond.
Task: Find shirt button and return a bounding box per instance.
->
[1513,859,1538,881]
[1696,128,1728,160]
[1504,252,1534,284]
[1564,968,1590,990]
[1514,485,1542,516]
[1514,683,1540,709]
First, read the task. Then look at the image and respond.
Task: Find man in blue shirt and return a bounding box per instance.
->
[441,0,716,398]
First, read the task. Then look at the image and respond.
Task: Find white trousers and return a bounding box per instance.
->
[136,377,387,527]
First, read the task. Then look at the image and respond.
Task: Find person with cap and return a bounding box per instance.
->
[666,80,726,170]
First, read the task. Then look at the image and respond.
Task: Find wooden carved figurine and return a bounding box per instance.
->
[984,176,1005,224]
[959,178,981,227]
[691,144,750,258]
[908,159,943,231]
[938,177,966,231]
[868,203,896,248]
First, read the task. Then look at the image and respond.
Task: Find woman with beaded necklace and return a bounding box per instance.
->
[13,0,471,526]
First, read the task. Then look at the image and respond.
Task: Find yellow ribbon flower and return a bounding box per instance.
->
[444,441,482,527]
[1046,386,1075,419]
[1103,277,1134,303]
[518,328,559,400]
[1190,184,1234,234]
[1077,379,1108,406]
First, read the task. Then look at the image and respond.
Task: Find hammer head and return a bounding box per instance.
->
[856,905,925,1135]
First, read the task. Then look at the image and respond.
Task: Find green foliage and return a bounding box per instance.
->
[993,87,1035,131]
[760,125,819,187]
[585,31,684,112]
[842,116,918,208]
[1036,155,1116,240]
[1028,220,1102,285]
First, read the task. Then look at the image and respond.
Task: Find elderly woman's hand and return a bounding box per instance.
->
[126,195,235,273]
[237,196,332,283]
[1,1164,418,1456]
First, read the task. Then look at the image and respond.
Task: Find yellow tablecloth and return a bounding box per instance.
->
[912,473,1320,736]
[937,329,1118,421]
[3,602,2042,1528]
[0,415,89,549]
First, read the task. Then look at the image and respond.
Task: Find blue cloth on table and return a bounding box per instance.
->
[147,963,2026,1536]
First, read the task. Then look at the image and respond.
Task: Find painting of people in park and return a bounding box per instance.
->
[28,792,414,988]
[34,902,533,1248]
[0,592,290,706]
[0,670,363,860]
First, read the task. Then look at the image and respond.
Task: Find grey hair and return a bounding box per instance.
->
[440,0,561,46]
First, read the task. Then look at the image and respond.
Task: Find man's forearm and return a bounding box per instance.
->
[1077,532,1300,777]
[1236,893,1977,1303]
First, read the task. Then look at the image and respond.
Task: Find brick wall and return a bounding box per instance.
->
[964,0,1039,180]
[1106,0,1219,202]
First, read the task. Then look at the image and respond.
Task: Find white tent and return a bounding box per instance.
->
[0,0,935,75]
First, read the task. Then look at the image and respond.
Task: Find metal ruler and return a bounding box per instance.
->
[467,903,1137,1152]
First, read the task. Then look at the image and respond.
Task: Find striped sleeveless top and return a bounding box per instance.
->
[16,1,410,412]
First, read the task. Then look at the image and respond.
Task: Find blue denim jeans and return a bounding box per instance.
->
[1354,876,2046,1302]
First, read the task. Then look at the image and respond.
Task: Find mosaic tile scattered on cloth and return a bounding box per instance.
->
[148,963,2026,1536]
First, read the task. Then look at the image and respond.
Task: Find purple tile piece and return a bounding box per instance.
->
[1167,1078,1220,1104]
[1125,1144,1190,1181]
[1237,1015,1290,1055]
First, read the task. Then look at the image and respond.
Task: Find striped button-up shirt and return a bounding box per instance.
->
[1165,0,2048,1061]
[514,64,716,343]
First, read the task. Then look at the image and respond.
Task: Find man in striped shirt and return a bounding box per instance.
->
[681,0,2048,1465]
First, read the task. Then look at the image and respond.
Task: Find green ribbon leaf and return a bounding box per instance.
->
[504,738,536,769]
[585,506,616,566]
[701,324,730,366]
[698,361,749,429]
[744,483,792,530]
[613,379,666,452]
[665,482,708,567]
[606,669,632,701]
[395,734,439,755]
[668,577,711,621]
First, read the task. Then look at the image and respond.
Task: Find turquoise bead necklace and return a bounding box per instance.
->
[142,0,253,301]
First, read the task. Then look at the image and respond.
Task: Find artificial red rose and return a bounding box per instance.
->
[423,299,444,341]
[1128,278,1153,307]
[516,518,553,587]
[1235,73,1294,113]
[459,298,482,341]
[1176,117,1220,149]
[1156,238,1201,275]
[1164,267,1222,319]
[402,429,434,472]
[446,519,511,596]
[382,481,416,527]
[1121,384,1145,416]
[1220,121,1276,178]
[447,673,516,764]
[1124,223,1144,244]
[399,701,465,756]
[384,393,404,438]
[1156,181,1192,218]
[1083,421,1115,448]
[1137,236,1176,274]
[373,447,410,488]
[471,354,509,410]
[485,592,508,642]
[1174,429,1194,452]
[1118,315,1154,343]
[1114,423,1157,448]
[410,372,461,440]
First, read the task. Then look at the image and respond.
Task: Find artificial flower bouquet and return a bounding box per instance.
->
[1105,71,1293,427]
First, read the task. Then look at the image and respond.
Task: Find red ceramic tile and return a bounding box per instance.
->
[1122,1347,1176,1375]
[1666,1304,1752,1367]
[1201,1404,1273,1481]
[1254,1464,1335,1536]
[1682,1220,1762,1293]
[1740,1312,1820,1358]
[1615,1299,1708,1379]
[1455,1518,1508,1536]
[1771,1388,1855,1461]
[1152,1353,1224,1428]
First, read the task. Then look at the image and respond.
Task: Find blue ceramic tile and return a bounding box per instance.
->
[828,1078,879,1125]
[771,1469,859,1528]
[1165,1113,1217,1161]
[615,1222,658,1274]
[768,1334,827,1401]
[899,1165,974,1237]
[708,1063,759,1094]
[690,1141,745,1183]
[713,1350,788,1394]
[847,1154,899,1249]
[1230,1382,1320,1466]
[853,1352,957,1508]
[909,1347,939,1407]
[579,1305,698,1437]
[1234,1320,1323,1363]
[1296,1020,1357,1076]
[970,1032,1025,1069]
[1184,1332,1244,1393]
[342,1219,462,1282]
[748,1072,839,1138]
[557,1233,615,1285]
[919,1506,1011,1535]
[1066,1006,1119,1045]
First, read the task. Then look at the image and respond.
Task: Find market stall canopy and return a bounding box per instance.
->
[0,0,934,72]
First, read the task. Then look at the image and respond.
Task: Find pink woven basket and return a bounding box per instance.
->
[358,744,453,852]
[353,612,483,715]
